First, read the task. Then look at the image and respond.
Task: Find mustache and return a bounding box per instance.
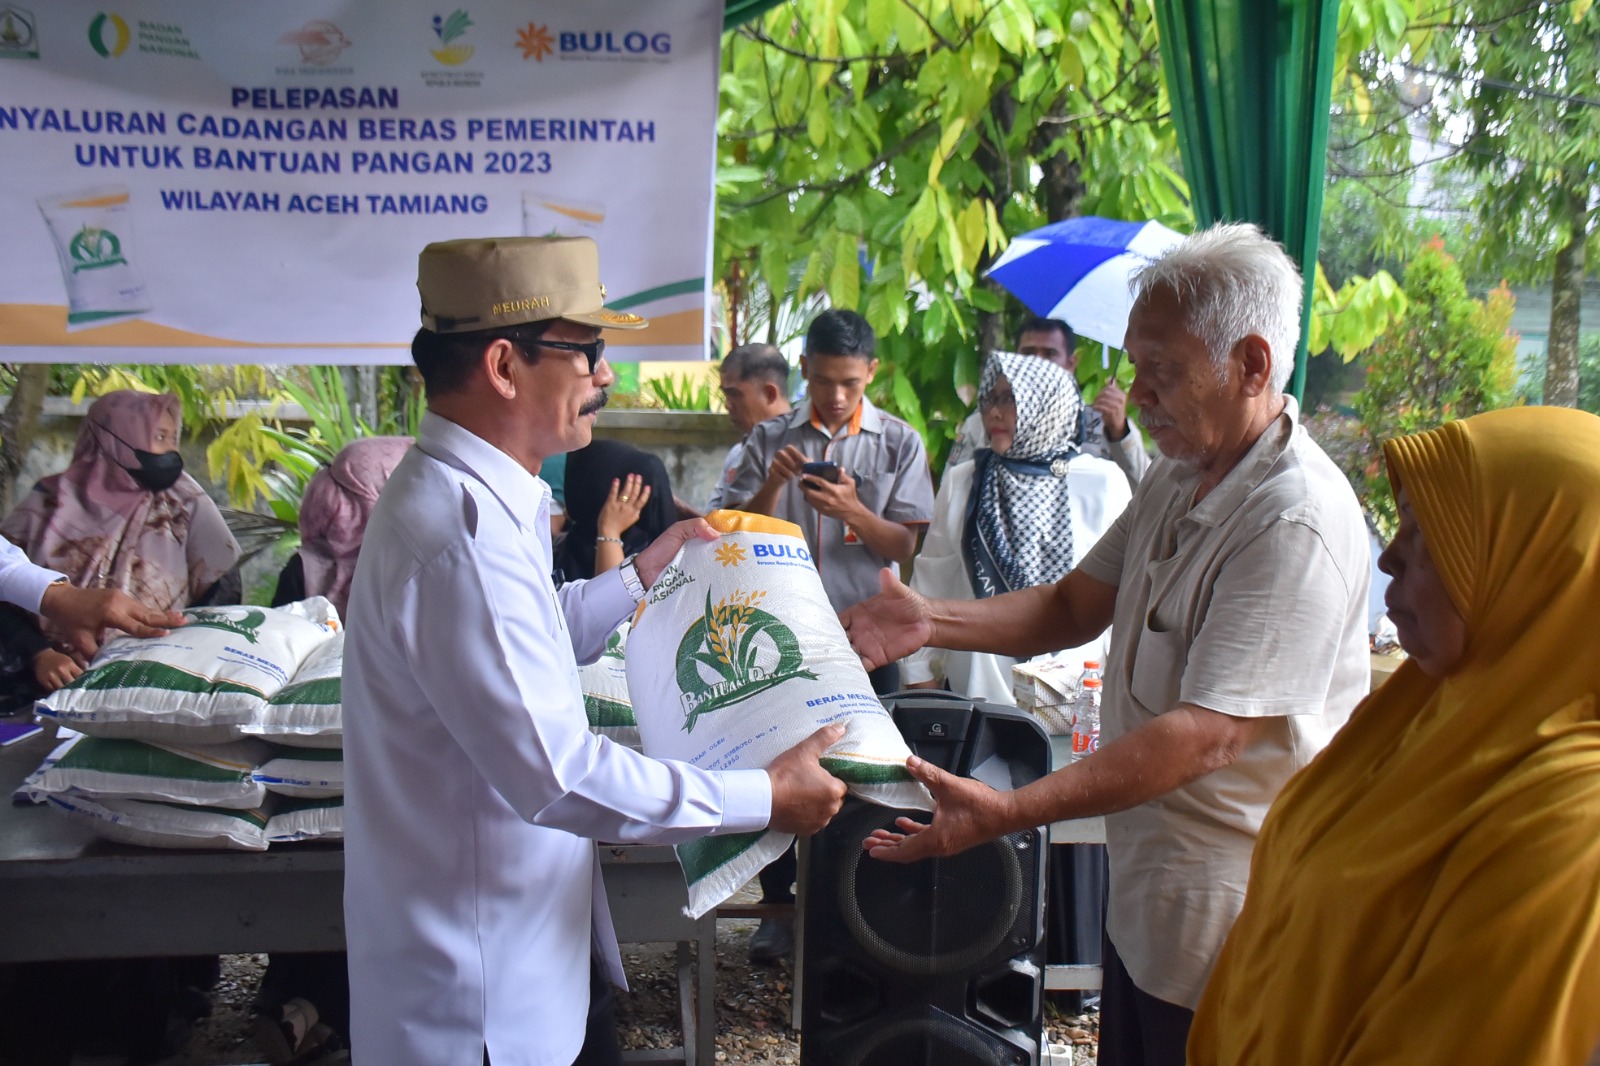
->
[579,389,610,417]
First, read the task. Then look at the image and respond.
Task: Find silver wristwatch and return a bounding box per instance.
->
[617,555,646,604]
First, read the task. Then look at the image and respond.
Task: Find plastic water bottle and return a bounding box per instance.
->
[1071,677,1101,762]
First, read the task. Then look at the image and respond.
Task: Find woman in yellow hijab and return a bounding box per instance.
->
[1189,406,1600,1065]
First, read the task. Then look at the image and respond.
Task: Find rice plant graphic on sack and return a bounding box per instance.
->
[627,510,931,917]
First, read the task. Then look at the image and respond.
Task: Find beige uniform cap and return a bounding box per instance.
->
[416,236,648,334]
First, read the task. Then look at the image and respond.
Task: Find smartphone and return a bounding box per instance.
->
[800,461,841,484]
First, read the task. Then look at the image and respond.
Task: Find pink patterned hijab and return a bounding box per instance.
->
[298,436,412,618]
[0,390,240,616]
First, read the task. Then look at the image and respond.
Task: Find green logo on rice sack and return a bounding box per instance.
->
[67,225,130,272]
[181,607,267,644]
[676,590,815,732]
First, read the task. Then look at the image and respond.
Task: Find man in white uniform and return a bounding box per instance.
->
[841,223,1370,1066]
[342,236,847,1066]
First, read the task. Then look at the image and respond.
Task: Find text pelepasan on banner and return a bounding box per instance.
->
[0,1,721,363]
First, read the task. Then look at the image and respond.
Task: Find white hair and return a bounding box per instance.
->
[1131,222,1303,393]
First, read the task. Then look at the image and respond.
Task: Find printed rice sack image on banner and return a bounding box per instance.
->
[626,510,932,918]
[38,599,339,744]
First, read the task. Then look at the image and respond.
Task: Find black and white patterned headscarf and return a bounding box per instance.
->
[962,352,1083,598]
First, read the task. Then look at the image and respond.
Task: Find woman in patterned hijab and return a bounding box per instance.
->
[901,351,1131,703]
[966,351,1092,597]
[1,390,240,622]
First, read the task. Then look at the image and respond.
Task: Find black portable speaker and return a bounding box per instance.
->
[799,691,1052,1066]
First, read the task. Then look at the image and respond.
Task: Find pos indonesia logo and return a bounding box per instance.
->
[87,11,129,57]
[67,224,128,273]
[675,590,815,733]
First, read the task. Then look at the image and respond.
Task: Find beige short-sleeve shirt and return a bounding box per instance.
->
[1074,398,1371,1008]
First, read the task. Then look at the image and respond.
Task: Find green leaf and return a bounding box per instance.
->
[829,231,861,309]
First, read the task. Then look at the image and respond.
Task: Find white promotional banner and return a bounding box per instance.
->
[0,1,721,363]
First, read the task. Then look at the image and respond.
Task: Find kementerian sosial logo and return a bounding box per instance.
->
[87,11,129,57]
[0,5,39,58]
[675,590,817,732]
[430,9,474,65]
[278,19,352,66]
[67,223,129,273]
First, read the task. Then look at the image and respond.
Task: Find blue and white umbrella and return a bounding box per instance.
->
[984,216,1186,349]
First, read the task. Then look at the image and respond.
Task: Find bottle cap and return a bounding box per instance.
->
[1083,660,1100,669]
[1083,678,1102,689]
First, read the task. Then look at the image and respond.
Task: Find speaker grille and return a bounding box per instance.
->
[832,804,1028,977]
[831,1008,1033,1066]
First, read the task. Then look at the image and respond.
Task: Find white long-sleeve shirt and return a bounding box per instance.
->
[343,412,771,1066]
[0,537,64,613]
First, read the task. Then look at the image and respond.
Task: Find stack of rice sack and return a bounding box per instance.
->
[625,510,933,918]
[580,622,640,749]
[23,599,346,850]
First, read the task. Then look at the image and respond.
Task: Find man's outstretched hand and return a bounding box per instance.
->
[838,568,935,672]
[38,584,186,658]
[861,755,1017,864]
[636,518,720,587]
[767,723,850,836]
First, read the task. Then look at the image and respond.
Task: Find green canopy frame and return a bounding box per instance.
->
[1153,0,1342,402]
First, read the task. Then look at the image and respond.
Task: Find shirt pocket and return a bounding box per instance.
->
[1129,613,1189,715]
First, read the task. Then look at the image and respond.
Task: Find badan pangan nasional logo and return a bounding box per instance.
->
[0,5,40,59]
[87,11,129,57]
[430,9,474,65]
[278,19,352,66]
[675,590,816,732]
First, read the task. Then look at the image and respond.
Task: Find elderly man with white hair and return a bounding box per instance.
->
[840,222,1371,1066]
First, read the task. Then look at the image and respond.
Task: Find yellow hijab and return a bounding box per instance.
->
[1190,407,1600,1066]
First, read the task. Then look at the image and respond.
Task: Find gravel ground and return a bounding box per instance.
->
[156,881,1099,1065]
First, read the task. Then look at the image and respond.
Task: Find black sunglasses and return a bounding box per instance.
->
[528,337,606,374]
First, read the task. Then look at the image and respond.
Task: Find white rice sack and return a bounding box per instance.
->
[25,733,270,809]
[42,791,271,850]
[254,746,343,798]
[266,796,343,843]
[38,600,339,744]
[246,631,344,748]
[626,510,932,918]
[582,623,639,748]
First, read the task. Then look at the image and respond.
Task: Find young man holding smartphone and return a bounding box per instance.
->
[723,308,935,962]
[728,309,934,684]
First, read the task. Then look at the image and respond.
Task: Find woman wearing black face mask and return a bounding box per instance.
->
[0,390,241,654]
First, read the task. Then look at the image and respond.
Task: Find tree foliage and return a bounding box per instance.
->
[717,0,1186,459]
[1353,239,1519,533]
[715,0,1415,464]
[1419,0,1600,405]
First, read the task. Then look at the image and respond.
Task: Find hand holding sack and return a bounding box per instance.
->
[626,510,931,917]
